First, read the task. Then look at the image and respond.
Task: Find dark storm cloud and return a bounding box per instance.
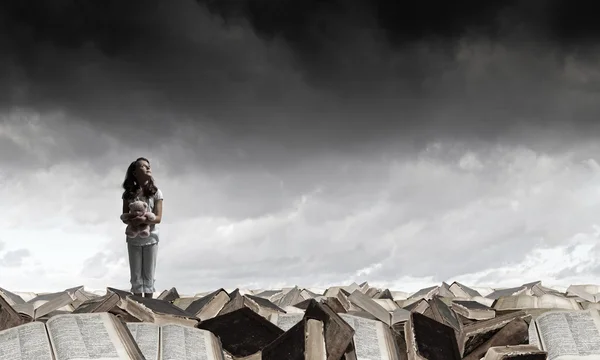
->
[1,0,380,175]
[195,0,600,137]
[0,0,299,142]
[198,0,515,77]
[0,135,38,168]
[3,0,600,169]
[197,0,600,58]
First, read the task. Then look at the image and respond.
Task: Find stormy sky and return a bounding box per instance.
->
[2,0,600,294]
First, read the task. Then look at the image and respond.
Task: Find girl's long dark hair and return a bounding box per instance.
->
[122,157,158,201]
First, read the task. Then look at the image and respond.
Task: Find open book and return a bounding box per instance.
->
[267,311,400,359]
[528,309,600,360]
[106,288,199,327]
[347,290,394,326]
[483,345,547,360]
[567,285,600,303]
[339,313,400,360]
[12,291,77,321]
[493,293,581,311]
[260,318,327,360]
[404,312,461,360]
[0,312,144,360]
[451,300,495,320]
[126,322,225,360]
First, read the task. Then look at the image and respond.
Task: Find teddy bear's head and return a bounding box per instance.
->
[129,200,148,214]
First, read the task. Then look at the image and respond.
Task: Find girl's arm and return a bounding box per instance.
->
[121,199,136,224]
[144,199,162,225]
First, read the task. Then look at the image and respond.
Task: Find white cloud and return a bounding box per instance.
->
[0,249,31,267]
[458,151,483,171]
[3,115,600,295]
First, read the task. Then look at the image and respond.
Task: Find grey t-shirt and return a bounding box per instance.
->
[125,188,163,246]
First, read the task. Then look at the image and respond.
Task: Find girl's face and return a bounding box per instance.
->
[134,160,152,183]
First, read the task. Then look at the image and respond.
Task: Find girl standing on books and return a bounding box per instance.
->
[120,157,163,298]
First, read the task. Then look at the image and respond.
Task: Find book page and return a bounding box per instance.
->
[494,295,536,310]
[197,292,229,321]
[305,319,326,360]
[47,313,131,360]
[538,294,581,310]
[372,299,398,312]
[567,285,600,303]
[390,308,410,325]
[348,290,391,326]
[0,288,26,306]
[583,303,600,311]
[269,313,304,332]
[528,321,540,349]
[11,303,35,319]
[35,292,75,319]
[536,310,600,360]
[471,296,495,307]
[0,322,53,360]
[127,323,160,360]
[538,295,581,310]
[27,299,47,309]
[160,324,218,360]
[340,314,390,360]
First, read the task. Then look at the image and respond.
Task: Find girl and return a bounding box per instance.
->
[121,157,163,298]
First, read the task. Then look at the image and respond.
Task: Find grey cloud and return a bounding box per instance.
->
[80,251,124,279]
[586,264,600,277]
[167,240,389,280]
[5,0,600,292]
[474,268,516,285]
[80,253,110,279]
[558,243,600,278]
[1,0,600,175]
[164,153,396,220]
[6,136,600,292]
[0,110,125,173]
[198,0,600,52]
[190,0,600,143]
[553,266,583,280]
[148,143,600,288]
[0,249,31,267]
[0,0,297,145]
[0,136,39,169]
[158,253,375,292]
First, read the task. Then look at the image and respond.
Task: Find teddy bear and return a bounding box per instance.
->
[120,200,156,238]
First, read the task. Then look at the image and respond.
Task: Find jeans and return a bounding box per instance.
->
[127,243,158,294]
